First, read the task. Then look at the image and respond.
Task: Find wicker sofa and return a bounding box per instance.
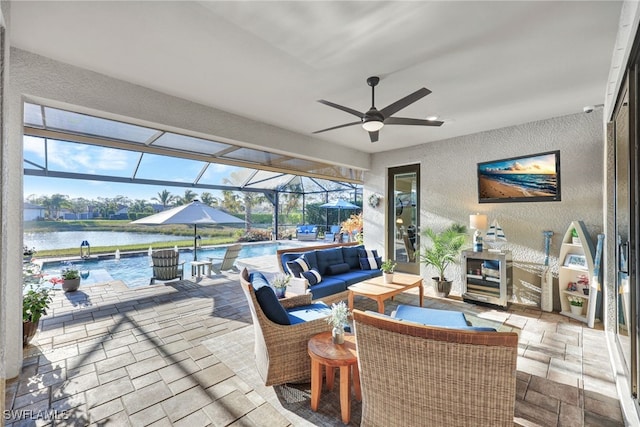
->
[240,268,331,386]
[353,309,519,426]
[276,242,382,304]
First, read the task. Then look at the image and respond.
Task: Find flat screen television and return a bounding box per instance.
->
[477,150,561,203]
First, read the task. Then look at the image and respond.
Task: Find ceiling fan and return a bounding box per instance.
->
[313,76,443,143]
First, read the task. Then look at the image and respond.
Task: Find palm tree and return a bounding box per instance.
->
[174,190,198,206]
[151,190,176,208]
[200,192,219,207]
[242,192,265,232]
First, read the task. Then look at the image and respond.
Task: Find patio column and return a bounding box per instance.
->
[2,3,24,383]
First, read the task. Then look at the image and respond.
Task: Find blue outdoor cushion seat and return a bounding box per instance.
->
[335,269,379,286]
[308,277,348,300]
[287,302,331,325]
[392,305,497,331]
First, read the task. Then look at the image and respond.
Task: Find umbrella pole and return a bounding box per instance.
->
[193,224,198,261]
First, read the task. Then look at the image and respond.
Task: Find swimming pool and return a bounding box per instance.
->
[40,242,294,289]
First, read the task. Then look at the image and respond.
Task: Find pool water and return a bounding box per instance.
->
[40,242,291,289]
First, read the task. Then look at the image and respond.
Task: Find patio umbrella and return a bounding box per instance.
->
[131,200,244,261]
[320,199,360,225]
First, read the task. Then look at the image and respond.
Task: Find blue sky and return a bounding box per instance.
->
[478,153,557,175]
[23,135,244,202]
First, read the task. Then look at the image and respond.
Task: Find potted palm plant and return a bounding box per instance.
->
[419,224,468,298]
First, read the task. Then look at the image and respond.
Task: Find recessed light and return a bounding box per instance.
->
[426,115,439,121]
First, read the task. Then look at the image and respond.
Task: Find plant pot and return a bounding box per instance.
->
[274,287,287,299]
[383,272,394,284]
[23,320,38,347]
[570,304,583,316]
[63,277,81,292]
[432,278,452,298]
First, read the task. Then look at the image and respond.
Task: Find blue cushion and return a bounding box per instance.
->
[308,277,347,300]
[394,305,469,328]
[326,263,350,275]
[280,251,319,273]
[342,245,364,269]
[254,286,290,325]
[287,302,331,325]
[302,268,322,285]
[333,269,375,286]
[358,248,379,259]
[286,257,311,277]
[360,256,382,270]
[316,248,345,275]
[249,271,270,290]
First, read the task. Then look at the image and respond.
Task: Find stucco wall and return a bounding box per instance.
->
[364,111,604,307]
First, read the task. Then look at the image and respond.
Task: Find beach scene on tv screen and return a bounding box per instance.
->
[478,152,558,200]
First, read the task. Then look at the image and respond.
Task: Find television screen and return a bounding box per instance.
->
[477,150,561,203]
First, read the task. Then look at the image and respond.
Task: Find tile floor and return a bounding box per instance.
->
[4,254,627,426]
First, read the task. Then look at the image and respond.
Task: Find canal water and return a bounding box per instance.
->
[24,231,187,251]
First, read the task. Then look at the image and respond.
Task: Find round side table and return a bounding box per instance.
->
[307,331,361,424]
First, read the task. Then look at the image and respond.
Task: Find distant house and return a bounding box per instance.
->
[24,202,45,221]
[109,207,129,220]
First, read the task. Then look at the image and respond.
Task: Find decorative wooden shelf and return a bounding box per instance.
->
[558,221,596,327]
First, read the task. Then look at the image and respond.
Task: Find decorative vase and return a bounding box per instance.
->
[383,272,394,284]
[570,304,583,316]
[332,326,345,344]
[433,278,452,298]
[23,321,38,347]
[63,277,81,292]
[275,287,286,299]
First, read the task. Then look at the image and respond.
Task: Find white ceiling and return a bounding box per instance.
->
[9,1,622,154]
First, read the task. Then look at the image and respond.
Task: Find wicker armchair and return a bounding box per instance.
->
[240,268,331,386]
[353,310,519,427]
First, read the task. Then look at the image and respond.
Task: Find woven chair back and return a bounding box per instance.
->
[353,309,518,427]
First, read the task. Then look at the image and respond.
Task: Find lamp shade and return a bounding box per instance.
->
[469,214,488,230]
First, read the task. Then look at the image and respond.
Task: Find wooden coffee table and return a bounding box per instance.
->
[308,331,361,424]
[348,272,424,313]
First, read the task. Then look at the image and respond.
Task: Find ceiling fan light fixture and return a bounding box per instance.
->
[362,119,384,132]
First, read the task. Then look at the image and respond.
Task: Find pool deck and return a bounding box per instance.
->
[6,248,626,426]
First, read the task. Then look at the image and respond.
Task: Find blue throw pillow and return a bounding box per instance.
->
[286,257,311,277]
[360,256,382,270]
[249,271,270,290]
[326,263,350,275]
[301,268,322,285]
[254,286,290,325]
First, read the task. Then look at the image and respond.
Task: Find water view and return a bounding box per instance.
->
[24,231,187,251]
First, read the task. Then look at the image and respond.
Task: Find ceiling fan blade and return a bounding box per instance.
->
[317,100,364,119]
[385,117,444,127]
[380,87,431,118]
[369,131,379,143]
[312,121,361,134]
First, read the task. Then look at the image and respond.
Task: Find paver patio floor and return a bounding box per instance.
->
[5,254,625,426]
